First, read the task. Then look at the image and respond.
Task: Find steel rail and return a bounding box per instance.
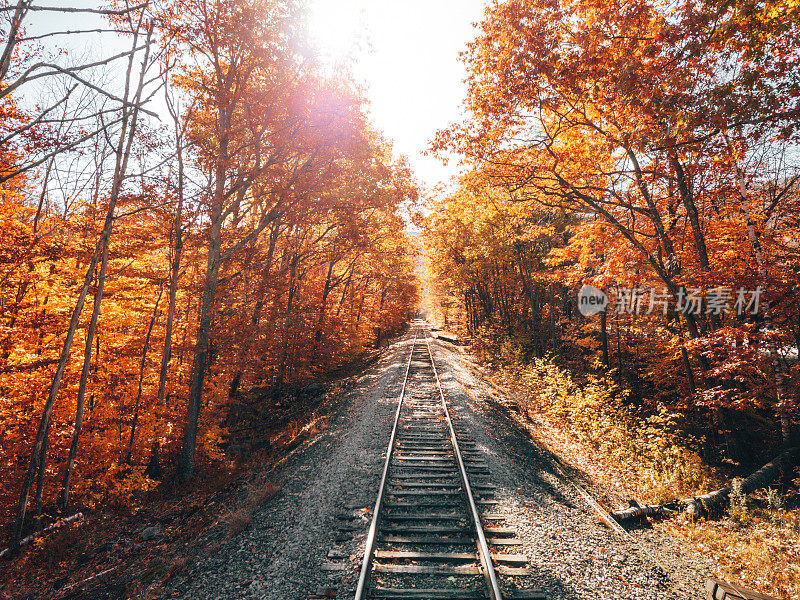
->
[424,334,504,600]
[353,329,418,600]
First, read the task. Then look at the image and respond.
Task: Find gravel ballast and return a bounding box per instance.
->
[431,340,717,600]
[163,330,717,599]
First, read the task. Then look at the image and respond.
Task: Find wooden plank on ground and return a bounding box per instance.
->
[705,578,780,600]
[373,564,480,575]
[370,588,484,599]
[382,534,473,544]
[389,489,461,496]
[374,550,476,561]
[382,525,469,534]
[483,526,515,536]
[497,566,533,576]
[486,538,523,545]
[385,512,465,520]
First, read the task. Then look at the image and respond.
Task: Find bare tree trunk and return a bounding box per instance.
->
[335,261,356,318]
[724,132,795,449]
[671,154,722,332]
[176,17,299,478]
[355,276,371,327]
[156,211,182,405]
[229,219,280,396]
[276,252,298,393]
[10,21,153,552]
[600,310,609,368]
[549,286,557,351]
[374,283,388,348]
[32,155,55,235]
[312,257,336,359]
[616,445,800,522]
[128,285,163,458]
[794,312,800,368]
[679,341,697,393]
[32,432,48,531]
[58,234,111,513]
[59,25,153,512]
[157,92,186,408]
[670,155,711,270]
[684,446,800,517]
[177,184,223,483]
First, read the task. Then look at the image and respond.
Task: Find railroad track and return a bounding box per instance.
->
[352,322,543,600]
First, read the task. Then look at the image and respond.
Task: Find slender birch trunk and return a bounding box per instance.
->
[724,132,794,448]
[59,24,154,512]
[157,94,186,409]
[128,285,164,457]
[11,21,153,550]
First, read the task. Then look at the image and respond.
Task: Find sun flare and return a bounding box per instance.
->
[304,0,487,189]
[307,0,367,62]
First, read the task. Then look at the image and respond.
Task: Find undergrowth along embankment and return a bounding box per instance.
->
[468,326,800,600]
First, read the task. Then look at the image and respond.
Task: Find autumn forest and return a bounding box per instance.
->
[1,0,419,556]
[421,0,800,593]
[424,0,799,463]
[1,0,800,597]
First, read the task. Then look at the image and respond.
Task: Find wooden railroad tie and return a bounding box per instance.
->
[705,578,780,600]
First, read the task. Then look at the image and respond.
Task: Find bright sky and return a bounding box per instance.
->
[308,0,488,190]
[25,0,488,190]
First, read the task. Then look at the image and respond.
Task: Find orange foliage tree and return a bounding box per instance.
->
[426,0,800,459]
[0,0,418,551]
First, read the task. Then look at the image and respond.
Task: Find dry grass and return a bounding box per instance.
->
[664,511,800,600]
[246,483,280,511]
[223,508,252,537]
[166,555,191,580]
[221,482,280,538]
[270,414,329,452]
[467,343,800,600]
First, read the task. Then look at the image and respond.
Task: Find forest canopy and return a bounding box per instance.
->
[0,0,419,553]
[424,0,800,460]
